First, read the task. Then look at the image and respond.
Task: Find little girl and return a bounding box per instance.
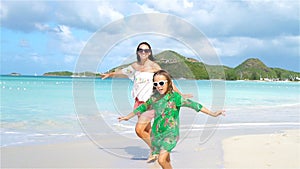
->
[118,70,225,169]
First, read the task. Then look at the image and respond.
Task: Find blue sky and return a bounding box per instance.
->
[1,0,299,75]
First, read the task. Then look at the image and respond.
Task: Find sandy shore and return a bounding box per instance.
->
[1,129,224,169]
[223,130,300,169]
[1,129,299,169]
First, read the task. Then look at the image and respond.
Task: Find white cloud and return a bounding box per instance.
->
[41,24,87,61]
[1,1,51,32]
[1,0,299,73]
[0,2,8,19]
[35,23,50,31]
[19,39,30,48]
[139,3,159,13]
[2,1,298,37]
[210,37,260,57]
[211,34,300,60]
[97,4,124,21]
[54,25,73,41]
[183,0,193,8]
[146,0,183,12]
[64,55,75,63]
[30,53,45,63]
[179,0,299,38]
[54,1,125,32]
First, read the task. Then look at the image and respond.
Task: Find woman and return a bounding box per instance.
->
[102,42,189,162]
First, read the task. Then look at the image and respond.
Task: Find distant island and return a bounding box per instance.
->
[43,71,100,77]
[9,72,21,76]
[42,50,299,81]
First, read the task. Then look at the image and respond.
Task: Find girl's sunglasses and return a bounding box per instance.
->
[153,80,168,87]
[137,48,151,53]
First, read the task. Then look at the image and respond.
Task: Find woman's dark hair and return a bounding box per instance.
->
[136,42,155,62]
[153,69,173,93]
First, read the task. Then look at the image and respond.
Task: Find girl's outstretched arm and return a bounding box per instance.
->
[200,107,225,117]
[118,112,136,122]
[119,98,151,122]
[179,95,225,117]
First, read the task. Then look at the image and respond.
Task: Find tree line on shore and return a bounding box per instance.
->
[43,50,300,81]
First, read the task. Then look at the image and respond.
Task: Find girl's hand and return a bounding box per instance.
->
[182,93,193,99]
[214,110,226,117]
[118,116,129,122]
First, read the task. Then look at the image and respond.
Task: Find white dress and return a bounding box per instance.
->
[122,65,154,102]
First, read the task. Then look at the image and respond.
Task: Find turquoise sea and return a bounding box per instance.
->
[1,75,299,147]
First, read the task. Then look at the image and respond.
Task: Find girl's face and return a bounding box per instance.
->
[153,74,169,95]
[137,44,151,60]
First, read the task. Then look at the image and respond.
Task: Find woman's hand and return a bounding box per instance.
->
[101,73,110,80]
[118,116,129,122]
[118,112,135,122]
[118,116,130,122]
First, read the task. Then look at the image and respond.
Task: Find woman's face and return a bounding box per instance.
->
[137,44,151,60]
[153,74,169,95]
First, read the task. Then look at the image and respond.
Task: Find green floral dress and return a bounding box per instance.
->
[133,91,203,154]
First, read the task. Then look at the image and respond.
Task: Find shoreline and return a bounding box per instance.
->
[1,75,300,83]
[2,128,299,168]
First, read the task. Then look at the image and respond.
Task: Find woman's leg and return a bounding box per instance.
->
[136,110,158,162]
[134,99,152,147]
[135,116,151,147]
[134,99,155,161]
[135,108,155,147]
[158,150,172,169]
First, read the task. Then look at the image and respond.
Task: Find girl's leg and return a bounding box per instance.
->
[158,150,172,169]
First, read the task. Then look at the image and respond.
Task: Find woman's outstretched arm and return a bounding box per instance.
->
[118,112,136,122]
[101,69,124,79]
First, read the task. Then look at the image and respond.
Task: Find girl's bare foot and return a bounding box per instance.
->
[146,154,158,163]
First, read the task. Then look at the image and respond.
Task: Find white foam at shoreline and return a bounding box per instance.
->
[225,102,300,111]
[187,122,300,128]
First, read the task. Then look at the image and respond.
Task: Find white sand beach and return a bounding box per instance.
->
[1,134,222,169]
[2,129,299,169]
[223,130,300,169]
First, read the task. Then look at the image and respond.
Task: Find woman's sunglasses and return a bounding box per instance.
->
[137,48,151,53]
[153,80,168,87]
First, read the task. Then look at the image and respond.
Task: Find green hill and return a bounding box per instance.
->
[44,50,300,81]
[44,71,73,76]
[155,50,208,79]
[234,58,277,80]
[104,50,300,81]
[271,67,300,81]
[43,71,100,77]
[233,58,300,80]
[109,50,210,79]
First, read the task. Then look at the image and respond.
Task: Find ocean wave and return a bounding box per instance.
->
[111,122,300,134]
[0,131,88,147]
[180,122,300,131]
[225,102,300,111]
